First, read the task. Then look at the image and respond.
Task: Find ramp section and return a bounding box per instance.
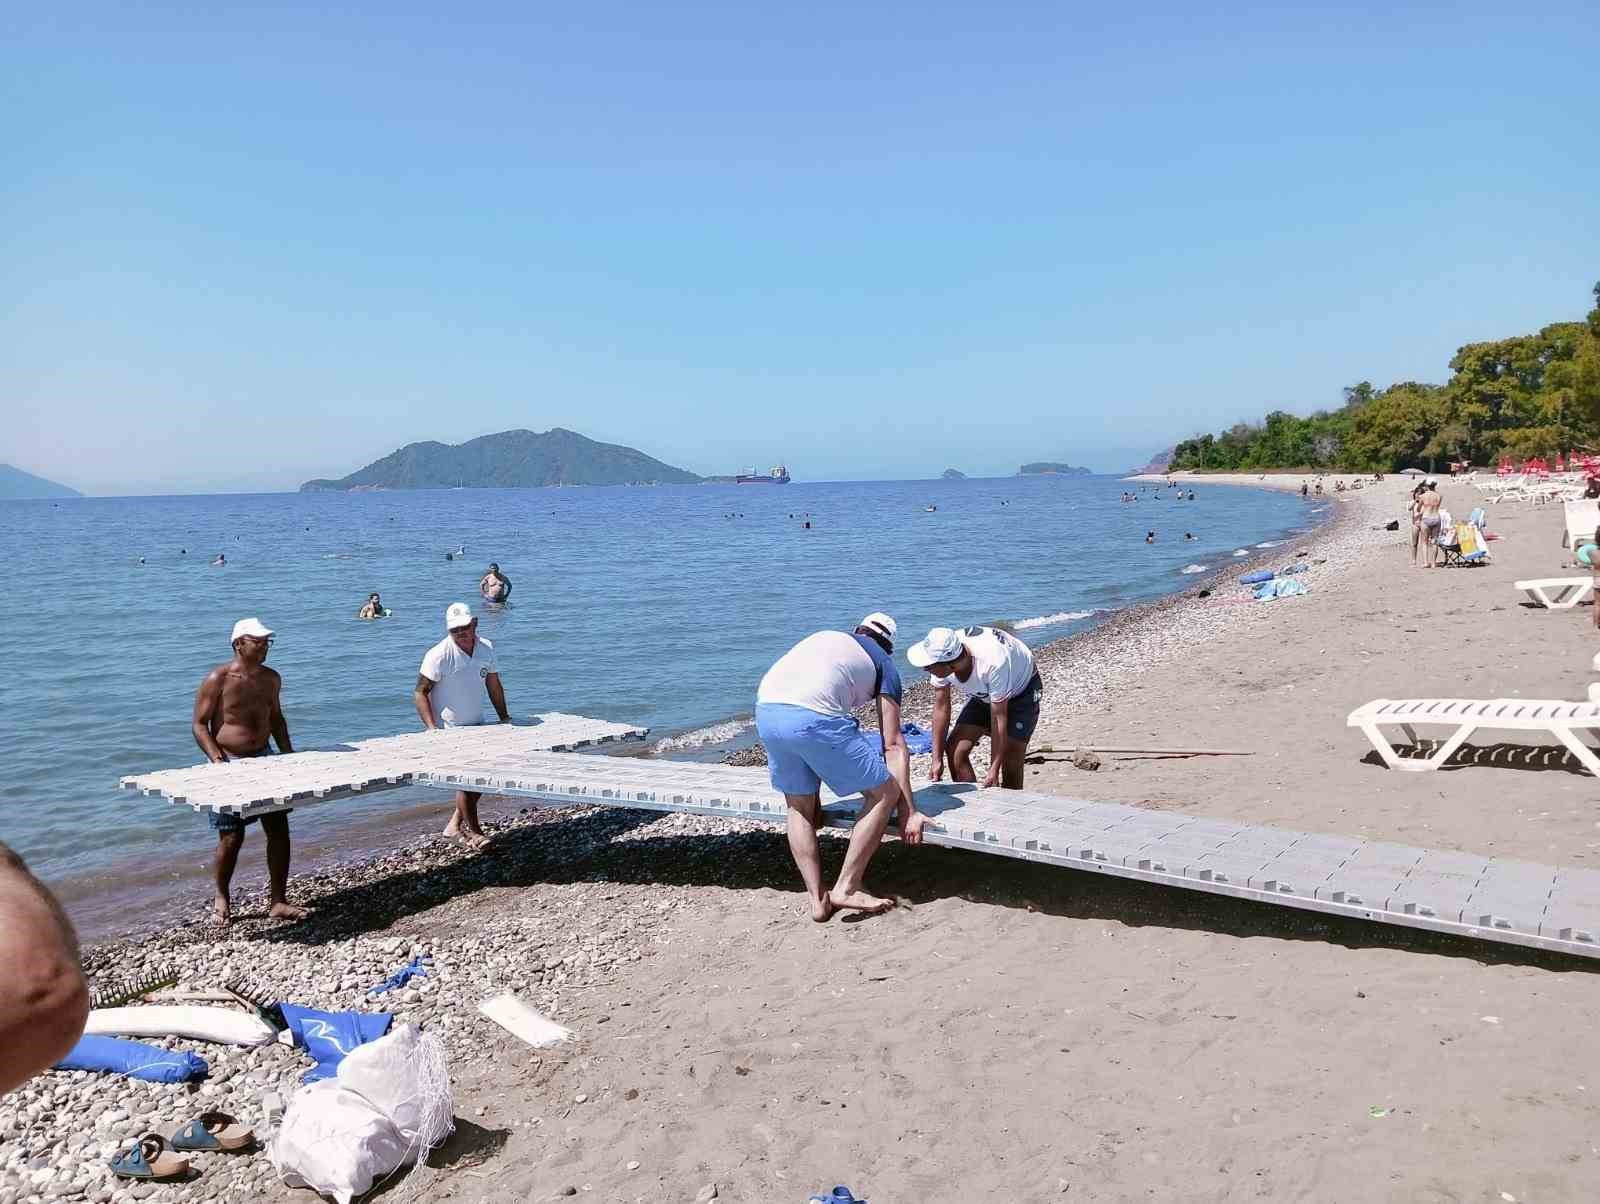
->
[417,751,1600,961]
[119,714,647,819]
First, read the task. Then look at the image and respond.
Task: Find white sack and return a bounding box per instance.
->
[269,1081,407,1204]
[337,1023,454,1150]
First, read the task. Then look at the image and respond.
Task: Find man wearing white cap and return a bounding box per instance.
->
[191,617,308,925]
[413,602,512,850]
[754,613,926,921]
[907,625,1044,790]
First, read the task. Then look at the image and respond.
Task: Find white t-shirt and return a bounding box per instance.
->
[757,631,903,718]
[420,634,498,727]
[929,626,1036,703]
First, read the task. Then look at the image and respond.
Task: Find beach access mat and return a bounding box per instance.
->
[414,751,1600,961]
[119,714,647,820]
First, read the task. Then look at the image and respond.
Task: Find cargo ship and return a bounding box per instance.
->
[736,464,791,484]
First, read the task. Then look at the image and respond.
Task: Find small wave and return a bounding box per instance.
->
[653,718,752,752]
[1011,610,1095,630]
[1255,540,1284,549]
[1180,564,1208,574]
[1232,549,1249,557]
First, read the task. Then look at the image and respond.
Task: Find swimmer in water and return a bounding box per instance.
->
[1145,531,1155,544]
[211,553,226,567]
[1184,532,1195,541]
[480,563,511,603]
[358,592,385,619]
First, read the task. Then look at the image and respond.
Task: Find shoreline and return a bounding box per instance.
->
[51,483,1336,945]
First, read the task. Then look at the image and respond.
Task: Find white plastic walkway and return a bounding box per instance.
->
[122,721,1600,960]
[119,714,647,820]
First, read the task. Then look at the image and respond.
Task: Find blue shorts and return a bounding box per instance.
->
[208,747,292,833]
[755,703,891,798]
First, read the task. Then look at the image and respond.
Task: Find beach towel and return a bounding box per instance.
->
[900,722,933,755]
[54,1035,208,1083]
[279,1004,395,1084]
[1456,523,1484,559]
[1253,578,1309,601]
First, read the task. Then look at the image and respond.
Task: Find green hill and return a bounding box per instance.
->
[301,428,702,491]
[1017,461,1091,476]
[0,464,81,499]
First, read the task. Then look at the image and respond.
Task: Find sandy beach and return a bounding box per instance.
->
[10,478,1600,1204]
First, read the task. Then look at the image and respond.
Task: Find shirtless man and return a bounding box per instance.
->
[191,617,308,924]
[358,592,384,619]
[1416,479,1443,568]
[479,563,512,604]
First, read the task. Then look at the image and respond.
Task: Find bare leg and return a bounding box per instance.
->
[444,791,490,848]
[260,813,309,920]
[782,792,833,922]
[1000,741,1029,789]
[946,725,985,783]
[212,830,245,925]
[829,779,898,916]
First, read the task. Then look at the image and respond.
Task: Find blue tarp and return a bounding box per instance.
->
[279,1003,394,1083]
[54,1035,208,1083]
[900,722,933,755]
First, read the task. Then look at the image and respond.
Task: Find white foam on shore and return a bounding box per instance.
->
[1255,540,1285,548]
[1181,564,1208,574]
[1232,549,1250,557]
[1012,610,1095,630]
[653,718,752,752]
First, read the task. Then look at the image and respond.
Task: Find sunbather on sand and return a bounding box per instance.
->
[755,613,925,921]
[191,618,310,925]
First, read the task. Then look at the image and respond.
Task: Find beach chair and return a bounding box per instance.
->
[1514,577,1595,609]
[1348,698,1600,775]
[1563,498,1600,550]
[1436,521,1488,567]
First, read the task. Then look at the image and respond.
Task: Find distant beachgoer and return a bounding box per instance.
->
[191,618,308,925]
[1184,532,1195,541]
[1585,477,1600,500]
[0,842,89,1093]
[480,563,512,603]
[211,553,225,567]
[358,592,384,619]
[1145,530,1155,543]
[1579,526,1600,630]
[1188,491,1196,500]
[803,521,811,529]
[1301,482,1309,497]
[755,613,925,921]
[413,603,511,851]
[137,557,145,565]
[1416,480,1443,568]
[910,625,1043,791]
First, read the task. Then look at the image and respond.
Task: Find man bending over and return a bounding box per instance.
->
[909,624,1044,790]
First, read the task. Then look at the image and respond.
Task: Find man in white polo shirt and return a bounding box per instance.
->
[413,602,512,850]
[907,625,1045,790]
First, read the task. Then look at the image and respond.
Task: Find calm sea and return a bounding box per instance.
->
[0,476,1315,931]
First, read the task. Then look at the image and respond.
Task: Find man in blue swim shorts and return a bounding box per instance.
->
[755,613,926,921]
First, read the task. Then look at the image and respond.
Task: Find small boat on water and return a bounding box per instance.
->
[737,464,791,485]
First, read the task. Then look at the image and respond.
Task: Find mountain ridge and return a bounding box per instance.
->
[301,428,702,491]
[0,463,82,499]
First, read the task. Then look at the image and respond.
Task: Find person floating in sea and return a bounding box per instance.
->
[1184,532,1196,541]
[909,624,1044,791]
[191,618,309,925]
[1145,530,1156,543]
[358,592,385,619]
[210,553,226,567]
[755,613,926,921]
[480,562,512,604]
[413,603,512,851]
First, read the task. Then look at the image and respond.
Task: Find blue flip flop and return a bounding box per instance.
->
[808,1188,866,1204]
[110,1133,190,1181]
[171,1111,255,1152]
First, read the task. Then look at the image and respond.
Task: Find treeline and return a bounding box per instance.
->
[1171,283,1600,472]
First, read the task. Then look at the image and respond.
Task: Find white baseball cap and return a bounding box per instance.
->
[231,617,273,642]
[445,602,475,630]
[859,612,897,645]
[906,626,964,668]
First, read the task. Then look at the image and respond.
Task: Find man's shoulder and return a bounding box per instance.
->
[476,635,495,653]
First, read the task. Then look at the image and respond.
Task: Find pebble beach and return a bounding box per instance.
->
[10,474,1600,1203]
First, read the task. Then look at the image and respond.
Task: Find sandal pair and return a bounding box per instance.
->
[110,1112,256,1180]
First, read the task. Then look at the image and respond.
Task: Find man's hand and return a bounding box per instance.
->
[928,758,945,782]
[899,811,929,845]
[982,766,1000,789]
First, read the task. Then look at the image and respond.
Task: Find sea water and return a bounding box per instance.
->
[0,476,1312,906]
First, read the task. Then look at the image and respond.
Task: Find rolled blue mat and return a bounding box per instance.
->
[55,1035,208,1083]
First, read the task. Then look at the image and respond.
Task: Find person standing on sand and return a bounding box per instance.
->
[413,602,512,851]
[1416,479,1443,568]
[755,613,926,921]
[480,563,511,603]
[191,618,309,925]
[910,625,1044,790]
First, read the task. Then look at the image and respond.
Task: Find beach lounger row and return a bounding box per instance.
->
[1347,698,1600,776]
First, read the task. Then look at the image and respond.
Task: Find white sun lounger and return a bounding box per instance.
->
[1348,698,1600,775]
[1515,577,1596,609]
[1563,498,1600,550]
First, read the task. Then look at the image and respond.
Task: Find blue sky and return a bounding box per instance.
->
[4,1,1597,495]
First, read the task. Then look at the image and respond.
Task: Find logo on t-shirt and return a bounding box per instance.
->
[479,667,490,678]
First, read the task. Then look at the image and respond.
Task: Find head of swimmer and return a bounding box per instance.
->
[232,633,273,663]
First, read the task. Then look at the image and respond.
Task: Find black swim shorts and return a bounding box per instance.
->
[953,672,1045,744]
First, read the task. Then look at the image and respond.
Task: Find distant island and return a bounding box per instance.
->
[0,463,81,499]
[1017,462,1091,476]
[301,428,702,491]
[941,468,966,479]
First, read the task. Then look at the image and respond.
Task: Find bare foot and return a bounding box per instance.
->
[809,895,836,923]
[442,819,460,839]
[268,901,311,921]
[828,887,895,916]
[212,896,232,926]
[452,831,491,852]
